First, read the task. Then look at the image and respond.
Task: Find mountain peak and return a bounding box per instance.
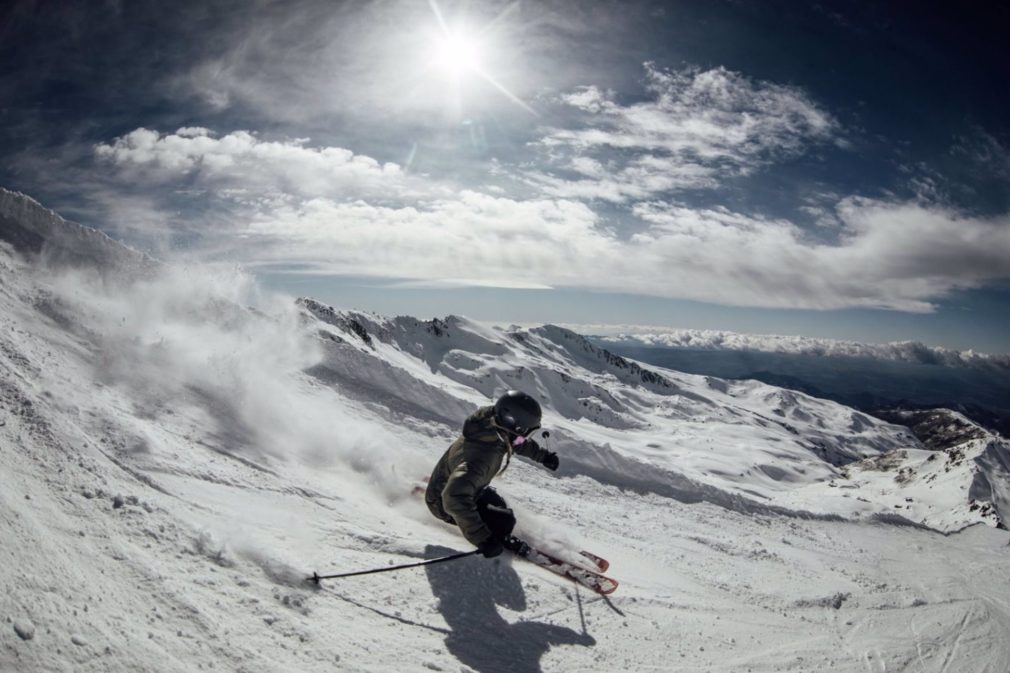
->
[0,187,155,275]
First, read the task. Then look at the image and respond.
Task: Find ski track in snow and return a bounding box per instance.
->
[2,188,1010,672]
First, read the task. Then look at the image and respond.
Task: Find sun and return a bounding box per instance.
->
[422,1,536,115]
[432,31,484,78]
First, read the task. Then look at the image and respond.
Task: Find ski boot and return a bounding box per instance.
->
[504,535,530,557]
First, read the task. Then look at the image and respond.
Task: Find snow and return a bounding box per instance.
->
[2,186,1010,672]
[771,438,1010,532]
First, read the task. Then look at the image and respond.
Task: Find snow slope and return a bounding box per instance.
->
[299,298,1010,531]
[2,187,1010,673]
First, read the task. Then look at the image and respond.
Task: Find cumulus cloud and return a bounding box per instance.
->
[90,126,1010,314]
[243,191,617,287]
[235,189,1010,313]
[95,128,403,199]
[528,63,840,201]
[593,328,1010,371]
[630,199,1010,311]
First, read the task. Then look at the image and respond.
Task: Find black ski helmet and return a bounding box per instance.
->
[493,390,542,436]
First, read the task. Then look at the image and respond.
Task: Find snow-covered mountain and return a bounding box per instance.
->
[3,187,1010,672]
[596,337,1010,438]
[299,302,885,506]
[293,298,1009,532]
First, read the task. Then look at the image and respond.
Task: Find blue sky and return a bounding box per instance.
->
[2,0,1009,352]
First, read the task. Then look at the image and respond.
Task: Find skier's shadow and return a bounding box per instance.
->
[425,545,595,673]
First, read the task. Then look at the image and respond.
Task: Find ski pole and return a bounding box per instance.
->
[307,550,478,584]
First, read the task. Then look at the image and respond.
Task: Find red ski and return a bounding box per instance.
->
[579,550,610,573]
[511,540,618,595]
[411,481,616,593]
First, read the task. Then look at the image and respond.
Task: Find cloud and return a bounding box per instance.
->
[952,126,1010,179]
[170,0,569,127]
[630,198,1010,312]
[551,65,837,155]
[95,128,403,200]
[90,127,1010,314]
[242,191,615,288]
[529,63,840,202]
[530,155,720,202]
[592,328,1010,371]
[233,188,1010,312]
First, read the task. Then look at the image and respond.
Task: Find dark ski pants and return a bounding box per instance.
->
[476,487,516,541]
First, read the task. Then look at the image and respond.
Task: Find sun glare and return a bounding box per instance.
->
[422,0,536,115]
[433,31,483,77]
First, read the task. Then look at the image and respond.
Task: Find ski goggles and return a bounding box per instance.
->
[509,426,540,446]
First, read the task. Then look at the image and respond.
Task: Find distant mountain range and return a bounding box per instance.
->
[593,341,1010,438]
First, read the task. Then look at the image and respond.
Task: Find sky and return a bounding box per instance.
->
[2,0,1009,352]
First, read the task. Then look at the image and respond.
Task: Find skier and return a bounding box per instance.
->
[425,390,560,559]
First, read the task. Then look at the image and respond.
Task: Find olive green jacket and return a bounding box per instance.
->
[425,405,549,546]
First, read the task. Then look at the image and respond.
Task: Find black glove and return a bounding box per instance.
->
[541,451,559,471]
[477,537,504,558]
